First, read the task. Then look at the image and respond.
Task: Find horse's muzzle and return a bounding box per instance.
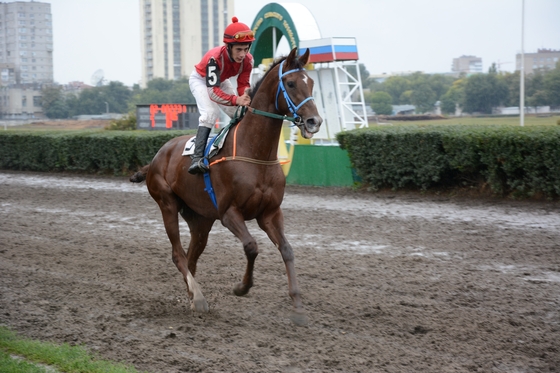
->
[299,116,323,139]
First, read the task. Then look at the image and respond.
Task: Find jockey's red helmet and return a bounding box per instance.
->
[223,17,255,44]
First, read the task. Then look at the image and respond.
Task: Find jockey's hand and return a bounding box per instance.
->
[237,89,251,107]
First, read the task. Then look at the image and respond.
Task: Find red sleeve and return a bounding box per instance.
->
[207,86,237,106]
[236,53,254,96]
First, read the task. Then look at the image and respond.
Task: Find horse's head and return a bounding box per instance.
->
[274,48,323,139]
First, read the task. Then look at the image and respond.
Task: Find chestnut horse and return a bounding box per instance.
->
[130,48,322,325]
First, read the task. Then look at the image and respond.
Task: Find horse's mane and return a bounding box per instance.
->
[250,54,305,100]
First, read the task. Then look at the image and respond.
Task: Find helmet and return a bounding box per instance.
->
[223,17,255,44]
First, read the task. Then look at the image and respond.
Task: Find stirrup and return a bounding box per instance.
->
[188,158,209,174]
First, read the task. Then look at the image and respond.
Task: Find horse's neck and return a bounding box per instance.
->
[233,94,282,160]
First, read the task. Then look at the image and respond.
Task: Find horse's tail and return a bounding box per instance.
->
[129,164,150,183]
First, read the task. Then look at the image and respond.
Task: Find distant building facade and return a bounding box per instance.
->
[451,55,482,74]
[516,48,560,75]
[0,0,53,119]
[140,0,234,86]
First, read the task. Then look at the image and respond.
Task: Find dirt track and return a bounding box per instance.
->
[1,170,559,373]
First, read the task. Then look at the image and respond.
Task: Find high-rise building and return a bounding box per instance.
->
[451,55,483,74]
[0,0,53,119]
[140,0,234,86]
[516,49,560,75]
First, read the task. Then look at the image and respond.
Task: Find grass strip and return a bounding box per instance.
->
[0,349,50,373]
[0,326,143,373]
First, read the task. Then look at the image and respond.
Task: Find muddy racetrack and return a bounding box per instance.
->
[1,170,559,372]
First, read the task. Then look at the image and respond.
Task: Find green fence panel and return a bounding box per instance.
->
[286,145,356,187]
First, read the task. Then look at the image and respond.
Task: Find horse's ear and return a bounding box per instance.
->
[285,47,298,68]
[299,48,310,66]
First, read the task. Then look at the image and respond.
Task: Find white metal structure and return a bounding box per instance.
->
[299,38,368,143]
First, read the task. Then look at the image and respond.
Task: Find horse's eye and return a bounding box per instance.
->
[287,81,295,89]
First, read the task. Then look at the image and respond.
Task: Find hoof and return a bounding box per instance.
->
[233,282,250,296]
[191,297,209,313]
[289,309,309,326]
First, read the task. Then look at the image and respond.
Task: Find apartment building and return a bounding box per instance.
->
[516,48,560,75]
[451,55,483,74]
[140,0,234,86]
[0,0,53,119]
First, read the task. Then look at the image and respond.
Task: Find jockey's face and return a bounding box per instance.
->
[230,44,250,63]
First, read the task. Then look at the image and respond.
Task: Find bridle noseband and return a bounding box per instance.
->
[275,60,314,123]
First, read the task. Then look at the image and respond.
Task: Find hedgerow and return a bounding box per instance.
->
[0,130,191,175]
[337,124,560,197]
[2,126,559,198]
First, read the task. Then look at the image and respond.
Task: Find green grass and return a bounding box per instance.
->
[0,349,50,373]
[375,114,560,127]
[0,326,143,373]
[283,114,560,144]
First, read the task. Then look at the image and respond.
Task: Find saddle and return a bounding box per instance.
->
[182,106,246,158]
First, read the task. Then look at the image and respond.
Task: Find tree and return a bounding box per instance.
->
[544,62,560,106]
[167,77,195,103]
[440,79,466,115]
[41,86,69,119]
[440,93,456,115]
[382,76,410,104]
[64,81,132,116]
[130,78,195,107]
[463,67,508,114]
[346,63,372,88]
[100,81,133,113]
[368,91,393,115]
[45,98,69,119]
[527,90,550,110]
[502,71,520,107]
[526,69,545,98]
[399,90,413,105]
[410,83,437,113]
[427,74,455,100]
[463,75,492,113]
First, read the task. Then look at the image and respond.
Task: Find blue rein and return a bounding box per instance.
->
[275,60,314,122]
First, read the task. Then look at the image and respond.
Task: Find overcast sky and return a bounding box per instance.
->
[47,0,559,86]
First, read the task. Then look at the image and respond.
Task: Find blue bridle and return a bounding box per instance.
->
[275,60,315,122]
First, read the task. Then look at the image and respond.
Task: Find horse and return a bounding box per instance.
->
[130,47,323,325]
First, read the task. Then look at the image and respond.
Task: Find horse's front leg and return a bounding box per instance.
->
[221,208,258,296]
[257,208,308,326]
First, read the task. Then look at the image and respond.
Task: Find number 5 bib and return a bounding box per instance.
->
[206,57,220,87]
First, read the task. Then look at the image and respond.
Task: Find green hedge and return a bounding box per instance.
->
[0,130,192,175]
[337,125,560,197]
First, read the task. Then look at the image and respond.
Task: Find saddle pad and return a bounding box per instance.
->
[181,137,197,156]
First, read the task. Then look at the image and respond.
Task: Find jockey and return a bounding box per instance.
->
[188,16,255,174]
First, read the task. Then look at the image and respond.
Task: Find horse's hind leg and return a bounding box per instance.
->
[257,208,308,326]
[180,207,214,276]
[149,180,208,313]
[221,208,258,296]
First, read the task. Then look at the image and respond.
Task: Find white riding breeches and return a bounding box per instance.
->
[189,71,238,128]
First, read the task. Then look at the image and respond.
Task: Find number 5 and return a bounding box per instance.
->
[206,58,220,87]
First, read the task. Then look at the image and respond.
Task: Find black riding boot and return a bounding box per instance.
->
[188,126,212,175]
